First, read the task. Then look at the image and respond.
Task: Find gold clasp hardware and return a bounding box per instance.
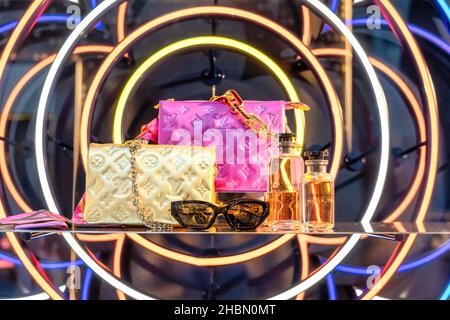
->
[286,102,311,111]
[210,90,272,135]
[245,114,271,135]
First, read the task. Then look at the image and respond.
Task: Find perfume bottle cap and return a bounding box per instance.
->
[277,133,299,152]
[278,133,296,143]
[304,149,329,160]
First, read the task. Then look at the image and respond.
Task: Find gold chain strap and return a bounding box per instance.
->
[155,91,309,137]
[126,140,173,231]
[210,90,272,136]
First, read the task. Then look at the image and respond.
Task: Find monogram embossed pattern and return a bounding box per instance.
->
[85,144,216,225]
[158,101,285,192]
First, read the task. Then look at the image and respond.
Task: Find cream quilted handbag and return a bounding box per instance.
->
[84,141,216,228]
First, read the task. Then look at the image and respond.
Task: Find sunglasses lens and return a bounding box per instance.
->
[227,202,266,229]
[176,203,215,229]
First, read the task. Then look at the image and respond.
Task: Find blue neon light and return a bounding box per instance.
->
[330,0,339,14]
[0,251,84,269]
[326,272,337,300]
[350,19,450,55]
[0,21,18,35]
[0,15,70,35]
[90,0,105,30]
[436,0,450,23]
[323,18,450,54]
[81,268,93,300]
[440,281,450,300]
[0,14,103,36]
[331,0,449,32]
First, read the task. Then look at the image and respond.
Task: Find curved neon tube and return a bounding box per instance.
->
[436,0,450,26]
[78,5,345,172]
[129,233,348,267]
[349,19,450,54]
[81,268,93,300]
[326,272,337,300]
[0,0,64,300]
[440,282,450,300]
[113,235,127,300]
[35,0,151,299]
[322,18,450,55]
[300,5,312,46]
[0,0,436,302]
[113,36,299,142]
[269,0,389,300]
[41,2,341,293]
[1,286,66,301]
[330,0,339,13]
[296,235,310,300]
[117,2,127,42]
[90,0,105,30]
[0,0,49,97]
[334,240,449,274]
[0,252,84,269]
[312,48,427,222]
[0,14,102,35]
[0,0,316,300]
[370,57,426,222]
[130,234,295,267]
[360,0,439,300]
[318,2,438,298]
[2,0,428,302]
[76,233,127,300]
[0,46,113,213]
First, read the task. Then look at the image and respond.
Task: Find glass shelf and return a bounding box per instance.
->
[0,222,448,235]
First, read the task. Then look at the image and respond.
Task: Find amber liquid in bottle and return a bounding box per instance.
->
[267,134,303,231]
[303,156,334,230]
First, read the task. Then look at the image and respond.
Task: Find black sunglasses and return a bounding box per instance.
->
[171,200,269,231]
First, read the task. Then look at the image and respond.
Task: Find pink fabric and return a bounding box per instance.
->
[157,100,285,192]
[72,195,87,224]
[0,210,69,229]
[137,119,158,143]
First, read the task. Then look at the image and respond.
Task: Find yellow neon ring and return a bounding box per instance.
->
[110,35,301,266]
[113,36,302,144]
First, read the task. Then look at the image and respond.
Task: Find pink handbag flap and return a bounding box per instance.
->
[158,100,285,192]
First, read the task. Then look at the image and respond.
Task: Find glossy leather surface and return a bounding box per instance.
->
[158,100,285,192]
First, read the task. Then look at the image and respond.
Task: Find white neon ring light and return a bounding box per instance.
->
[36,0,152,300]
[34,0,389,300]
[269,0,389,299]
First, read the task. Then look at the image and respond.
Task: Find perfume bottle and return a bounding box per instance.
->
[268,133,304,230]
[302,150,334,230]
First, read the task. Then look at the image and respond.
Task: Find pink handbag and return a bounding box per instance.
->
[72,90,308,223]
[141,90,308,192]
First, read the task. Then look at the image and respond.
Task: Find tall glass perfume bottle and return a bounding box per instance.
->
[302,150,334,230]
[268,133,304,230]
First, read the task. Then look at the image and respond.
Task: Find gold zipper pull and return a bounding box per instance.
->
[154,98,175,109]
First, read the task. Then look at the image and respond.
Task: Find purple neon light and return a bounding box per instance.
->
[335,240,450,275]
[0,14,102,35]
[0,251,83,269]
[349,18,450,54]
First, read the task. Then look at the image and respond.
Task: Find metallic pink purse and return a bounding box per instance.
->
[141,90,308,192]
